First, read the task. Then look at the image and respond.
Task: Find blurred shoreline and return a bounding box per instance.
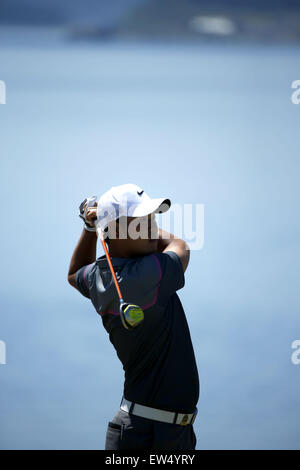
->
[1,25,300,51]
[0,0,300,45]
[117,0,300,45]
[1,0,300,46]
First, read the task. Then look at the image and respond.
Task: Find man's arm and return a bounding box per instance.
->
[156,228,190,273]
[67,228,97,289]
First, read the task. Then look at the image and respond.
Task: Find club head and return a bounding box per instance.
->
[120,302,144,330]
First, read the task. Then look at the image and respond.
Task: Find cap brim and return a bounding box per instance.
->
[131,198,171,217]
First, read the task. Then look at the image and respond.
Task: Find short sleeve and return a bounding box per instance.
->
[128,250,184,311]
[154,250,185,297]
[126,250,185,308]
[75,263,95,299]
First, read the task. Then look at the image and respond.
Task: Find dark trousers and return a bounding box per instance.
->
[105,408,197,450]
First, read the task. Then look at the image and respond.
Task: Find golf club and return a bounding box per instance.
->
[91,204,144,330]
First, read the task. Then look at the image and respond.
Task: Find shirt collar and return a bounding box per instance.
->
[96,254,135,268]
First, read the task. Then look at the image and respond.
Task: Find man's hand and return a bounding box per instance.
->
[79,196,98,231]
[68,197,98,289]
[85,205,98,228]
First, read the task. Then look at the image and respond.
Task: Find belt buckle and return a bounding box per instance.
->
[180,414,189,426]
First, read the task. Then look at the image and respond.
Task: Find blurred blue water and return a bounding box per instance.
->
[0,28,299,449]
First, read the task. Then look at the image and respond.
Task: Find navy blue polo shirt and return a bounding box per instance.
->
[75,250,199,414]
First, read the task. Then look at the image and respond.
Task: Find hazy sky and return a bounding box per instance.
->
[0,30,300,449]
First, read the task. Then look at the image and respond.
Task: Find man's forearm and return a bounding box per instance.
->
[68,228,97,276]
[156,228,182,253]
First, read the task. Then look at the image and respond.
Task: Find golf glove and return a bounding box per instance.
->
[79,196,98,232]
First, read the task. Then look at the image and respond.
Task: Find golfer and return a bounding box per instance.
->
[68,184,199,450]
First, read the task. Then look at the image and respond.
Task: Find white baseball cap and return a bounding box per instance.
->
[96,183,171,232]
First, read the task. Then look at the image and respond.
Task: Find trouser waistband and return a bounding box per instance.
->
[120,397,197,426]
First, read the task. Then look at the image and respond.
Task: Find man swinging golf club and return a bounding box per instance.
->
[67,183,199,450]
